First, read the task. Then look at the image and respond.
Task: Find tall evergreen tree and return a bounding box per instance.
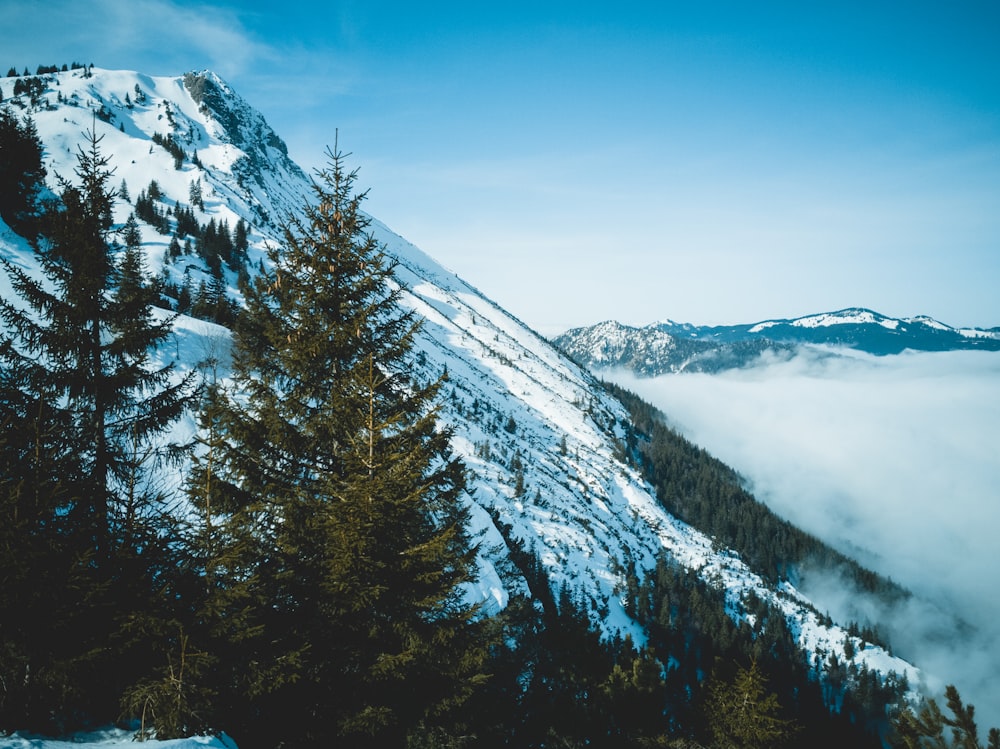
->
[202,145,490,748]
[0,126,195,731]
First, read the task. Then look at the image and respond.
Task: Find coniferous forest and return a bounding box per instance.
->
[1,104,998,748]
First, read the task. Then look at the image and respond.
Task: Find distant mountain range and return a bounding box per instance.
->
[553,308,1000,376]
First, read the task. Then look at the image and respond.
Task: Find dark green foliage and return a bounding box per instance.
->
[188,178,204,210]
[174,204,200,237]
[512,604,668,748]
[0,341,84,733]
[190,277,236,326]
[152,131,186,169]
[193,146,491,748]
[619,553,898,747]
[0,128,195,733]
[0,109,46,236]
[121,212,141,250]
[477,513,671,748]
[119,620,216,741]
[176,276,193,313]
[135,179,245,291]
[12,76,47,104]
[890,685,999,749]
[703,660,798,749]
[134,187,170,233]
[452,590,671,748]
[2,127,120,558]
[196,217,237,270]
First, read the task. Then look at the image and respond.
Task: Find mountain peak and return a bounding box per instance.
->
[182,69,296,165]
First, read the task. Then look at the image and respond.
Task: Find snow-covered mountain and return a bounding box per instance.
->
[555,308,1000,375]
[551,319,798,376]
[1,67,924,719]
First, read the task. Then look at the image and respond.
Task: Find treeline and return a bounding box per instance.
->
[132,178,249,272]
[1,64,92,108]
[1,107,995,748]
[607,382,909,614]
[623,556,904,746]
[6,63,89,77]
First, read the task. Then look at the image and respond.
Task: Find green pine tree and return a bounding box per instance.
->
[890,685,1000,749]
[201,144,491,748]
[0,126,195,731]
[703,659,798,749]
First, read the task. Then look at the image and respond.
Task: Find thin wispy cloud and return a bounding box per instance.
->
[2,1,268,79]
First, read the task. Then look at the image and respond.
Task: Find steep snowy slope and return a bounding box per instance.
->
[0,67,921,696]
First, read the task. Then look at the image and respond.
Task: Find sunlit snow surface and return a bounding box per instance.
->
[0,67,928,743]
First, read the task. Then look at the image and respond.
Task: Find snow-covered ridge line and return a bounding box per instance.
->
[556,307,1000,374]
[745,307,998,336]
[3,66,924,697]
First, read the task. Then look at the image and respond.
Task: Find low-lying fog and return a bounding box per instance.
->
[612,348,1000,730]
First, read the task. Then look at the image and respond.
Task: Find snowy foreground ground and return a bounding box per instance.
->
[0,729,237,749]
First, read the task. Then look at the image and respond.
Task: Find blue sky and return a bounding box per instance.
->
[3,1,999,333]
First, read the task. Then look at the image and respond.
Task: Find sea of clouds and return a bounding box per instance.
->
[612,348,1000,730]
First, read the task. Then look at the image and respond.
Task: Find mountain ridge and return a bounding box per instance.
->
[554,307,1000,376]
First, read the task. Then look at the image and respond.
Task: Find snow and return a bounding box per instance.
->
[789,309,898,329]
[1,67,929,742]
[0,728,237,749]
[908,315,950,331]
[759,310,997,340]
[752,311,903,334]
[957,327,1000,339]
